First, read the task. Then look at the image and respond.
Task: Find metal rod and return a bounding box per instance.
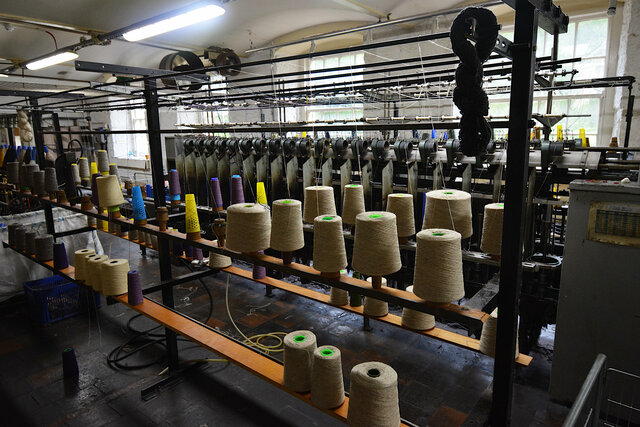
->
[30,97,55,235]
[491,1,538,425]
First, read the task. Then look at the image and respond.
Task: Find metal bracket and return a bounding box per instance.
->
[502,0,569,35]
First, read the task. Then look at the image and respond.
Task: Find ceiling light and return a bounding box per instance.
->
[122,4,225,42]
[25,51,79,70]
[0,73,8,77]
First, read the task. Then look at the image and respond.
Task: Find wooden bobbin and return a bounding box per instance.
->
[80,196,93,211]
[140,186,147,198]
[56,190,68,204]
[213,218,227,247]
[187,231,201,241]
[124,180,133,196]
[48,191,57,201]
[171,199,181,206]
[321,271,341,279]
[282,251,294,265]
[156,207,168,231]
[370,276,383,289]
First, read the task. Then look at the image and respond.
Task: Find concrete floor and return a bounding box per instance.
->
[0,233,569,426]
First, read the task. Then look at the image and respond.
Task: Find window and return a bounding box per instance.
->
[491,14,609,144]
[110,101,149,159]
[306,53,365,138]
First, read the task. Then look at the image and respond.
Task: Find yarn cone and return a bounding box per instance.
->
[352,211,401,276]
[341,184,365,225]
[184,194,201,240]
[422,189,473,238]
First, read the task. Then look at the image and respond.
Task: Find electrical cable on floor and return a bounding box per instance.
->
[106,261,217,371]
[224,272,287,355]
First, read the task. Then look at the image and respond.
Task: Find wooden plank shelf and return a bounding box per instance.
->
[10,189,489,329]
[2,242,414,426]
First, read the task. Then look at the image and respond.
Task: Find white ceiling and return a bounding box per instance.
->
[0,0,468,85]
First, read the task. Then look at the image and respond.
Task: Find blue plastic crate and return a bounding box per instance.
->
[23,275,101,324]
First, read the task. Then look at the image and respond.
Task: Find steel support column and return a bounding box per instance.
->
[144,78,179,372]
[30,98,55,235]
[491,1,538,425]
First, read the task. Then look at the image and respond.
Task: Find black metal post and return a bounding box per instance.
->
[30,98,56,235]
[491,1,538,426]
[51,113,65,155]
[6,126,14,148]
[144,78,179,372]
[623,85,634,155]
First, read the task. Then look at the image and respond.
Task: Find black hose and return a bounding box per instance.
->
[450,8,499,156]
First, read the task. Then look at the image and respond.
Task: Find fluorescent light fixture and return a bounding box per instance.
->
[122,4,225,42]
[25,51,79,70]
[0,73,8,78]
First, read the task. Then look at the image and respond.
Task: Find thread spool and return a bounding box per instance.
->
[25,163,39,192]
[15,226,26,252]
[251,250,266,279]
[7,223,20,246]
[210,177,223,211]
[283,330,317,392]
[51,242,68,270]
[128,228,138,242]
[479,310,519,358]
[73,249,95,281]
[101,259,129,296]
[209,241,231,269]
[97,175,125,210]
[44,167,58,198]
[342,184,365,226]
[96,150,109,174]
[386,193,415,241]
[313,215,347,275]
[25,231,37,256]
[7,162,20,185]
[184,244,193,260]
[401,285,436,330]
[256,181,267,205]
[86,255,109,291]
[413,229,464,303]
[422,189,473,238]
[131,186,147,225]
[310,345,345,409]
[156,207,169,232]
[35,234,54,261]
[145,232,154,249]
[57,190,68,204]
[230,175,244,205]
[90,161,98,177]
[329,287,349,306]
[364,277,389,317]
[32,170,45,197]
[109,164,120,183]
[19,164,28,191]
[352,212,401,283]
[270,199,304,263]
[169,169,181,205]
[139,183,147,198]
[124,180,133,196]
[347,362,400,427]
[226,203,271,253]
[70,164,81,185]
[78,157,90,184]
[481,203,504,256]
[127,271,143,306]
[145,184,153,199]
[62,348,79,379]
[303,186,336,223]
[184,194,201,240]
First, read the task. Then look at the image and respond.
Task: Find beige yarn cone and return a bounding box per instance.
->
[386,193,415,238]
[96,175,125,208]
[341,184,365,225]
[270,199,304,252]
[101,259,129,296]
[364,277,389,317]
[329,287,349,306]
[481,203,504,256]
[352,211,401,276]
[87,254,109,291]
[303,186,336,223]
[209,240,232,269]
[313,215,347,273]
[226,203,271,253]
[479,309,520,358]
[401,285,436,330]
[347,362,400,427]
[73,248,96,282]
[310,345,345,409]
[283,330,317,392]
[422,189,473,238]
[412,229,465,303]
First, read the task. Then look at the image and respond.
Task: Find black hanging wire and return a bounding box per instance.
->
[450,8,499,156]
